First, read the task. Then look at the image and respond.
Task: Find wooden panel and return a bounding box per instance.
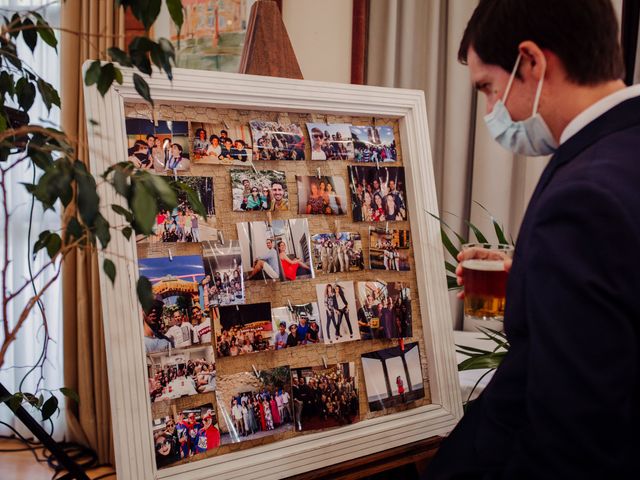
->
[351,0,370,85]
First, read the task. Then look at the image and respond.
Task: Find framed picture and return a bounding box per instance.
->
[85,67,460,479]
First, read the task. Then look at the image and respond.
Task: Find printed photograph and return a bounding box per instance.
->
[291,362,359,432]
[306,123,355,160]
[152,403,220,469]
[237,219,314,282]
[296,175,347,215]
[250,120,306,160]
[272,302,322,350]
[202,240,244,308]
[190,122,253,164]
[311,232,364,274]
[147,346,216,403]
[350,125,397,163]
[361,342,425,412]
[216,367,294,444]
[315,281,360,344]
[125,117,191,173]
[138,254,211,355]
[369,228,411,271]
[349,166,407,221]
[214,302,274,357]
[356,281,412,340]
[230,168,289,212]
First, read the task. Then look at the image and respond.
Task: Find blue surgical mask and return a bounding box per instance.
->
[484,54,558,156]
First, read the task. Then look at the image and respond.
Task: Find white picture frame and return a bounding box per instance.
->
[83,65,462,480]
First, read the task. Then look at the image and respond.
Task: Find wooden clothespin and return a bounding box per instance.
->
[385,221,389,234]
[287,299,293,312]
[316,167,321,179]
[322,356,328,368]
[252,364,261,378]
[399,338,405,352]
[266,211,273,227]
[168,248,173,261]
[250,160,259,175]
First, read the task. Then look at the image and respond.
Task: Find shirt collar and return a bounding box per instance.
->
[560,84,640,144]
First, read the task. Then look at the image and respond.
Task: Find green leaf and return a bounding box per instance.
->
[112,168,130,197]
[444,261,457,274]
[107,46,133,67]
[97,63,118,96]
[94,213,111,248]
[103,258,116,283]
[0,115,7,134]
[122,226,132,240]
[59,387,79,403]
[65,217,84,243]
[458,352,506,371]
[45,233,61,259]
[41,395,59,421]
[166,0,184,31]
[140,0,162,30]
[21,18,37,52]
[176,182,206,217]
[466,220,488,243]
[129,36,154,75]
[84,60,101,86]
[132,73,153,106]
[32,12,57,50]
[474,201,510,245]
[8,393,23,412]
[111,204,133,223]
[74,161,99,226]
[441,227,459,260]
[131,182,156,233]
[148,174,176,207]
[36,78,61,111]
[28,144,53,171]
[447,275,460,290]
[0,70,15,96]
[16,77,36,112]
[137,276,154,313]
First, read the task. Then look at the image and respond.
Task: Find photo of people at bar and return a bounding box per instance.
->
[349,166,407,221]
[356,281,412,340]
[214,302,274,357]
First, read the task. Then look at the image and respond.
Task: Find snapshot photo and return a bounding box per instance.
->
[144,176,217,243]
[311,232,364,274]
[216,367,294,444]
[138,254,210,354]
[214,302,274,357]
[291,362,359,432]
[237,219,314,282]
[296,175,347,215]
[361,342,425,412]
[349,166,407,221]
[272,302,322,350]
[125,117,191,173]
[147,347,216,403]
[152,403,220,469]
[350,125,397,163]
[230,168,289,211]
[250,120,306,160]
[369,228,411,271]
[190,122,253,164]
[202,240,244,308]
[356,281,412,340]
[315,281,360,344]
[306,123,355,160]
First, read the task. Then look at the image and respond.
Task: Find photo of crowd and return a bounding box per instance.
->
[271,302,322,349]
[296,175,347,215]
[291,363,359,431]
[311,232,364,274]
[356,281,412,340]
[350,125,397,163]
[349,166,407,221]
[361,343,424,411]
[315,281,360,344]
[237,219,314,282]
[202,240,244,307]
[230,169,289,211]
[306,123,355,160]
[214,302,274,357]
[369,228,411,271]
[250,120,305,160]
[152,403,220,469]
[147,347,216,403]
[191,122,253,164]
[126,118,191,173]
[216,367,294,444]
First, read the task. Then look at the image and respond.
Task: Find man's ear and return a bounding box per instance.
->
[518,40,547,81]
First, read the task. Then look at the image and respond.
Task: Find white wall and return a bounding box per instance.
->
[282,0,353,83]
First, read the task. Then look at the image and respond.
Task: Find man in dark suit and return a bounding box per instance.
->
[428,1,640,478]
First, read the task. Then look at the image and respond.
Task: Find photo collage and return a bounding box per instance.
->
[127,113,423,470]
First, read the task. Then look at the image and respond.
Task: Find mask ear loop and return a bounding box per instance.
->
[531,60,547,116]
[502,53,522,104]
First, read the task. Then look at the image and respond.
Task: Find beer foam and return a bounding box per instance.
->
[461,259,505,271]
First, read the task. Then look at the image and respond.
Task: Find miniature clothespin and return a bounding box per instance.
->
[223,119,231,131]
[172,168,178,181]
[316,167,321,179]
[250,160,259,175]
[168,248,173,261]
[236,304,240,311]
[287,299,293,312]
[399,338,405,352]
[266,211,273,227]
[385,221,389,234]
[324,114,329,125]
[252,364,261,378]
[334,219,340,236]
[152,109,158,127]
[322,356,328,369]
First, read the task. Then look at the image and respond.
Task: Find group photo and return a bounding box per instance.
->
[296,175,347,215]
[190,122,253,164]
[369,228,411,271]
[291,362,359,432]
[311,232,364,274]
[249,120,305,160]
[271,302,322,349]
[214,302,274,357]
[125,117,191,173]
[349,166,407,222]
[315,281,360,344]
[350,125,397,163]
[237,219,314,282]
[356,281,412,340]
[152,403,220,469]
[216,367,294,444]
[230,168,289,212]
[202,240,245,307]
[306,122,355,160]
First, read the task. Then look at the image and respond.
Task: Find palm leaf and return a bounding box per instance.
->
[465,220,488,243]
[458,351,507,371]
[474,201,510,245]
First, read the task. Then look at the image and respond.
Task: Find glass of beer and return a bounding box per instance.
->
[461,243,514,323]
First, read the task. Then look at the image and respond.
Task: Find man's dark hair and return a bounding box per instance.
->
[171,143,183,153]
[271,180,284,189]
[458,0,624,85]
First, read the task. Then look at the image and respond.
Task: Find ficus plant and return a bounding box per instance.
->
[0,0,200,429]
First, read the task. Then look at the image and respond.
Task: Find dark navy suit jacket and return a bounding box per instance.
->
[427,95,640,479]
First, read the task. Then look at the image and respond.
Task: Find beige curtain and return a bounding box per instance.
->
[60,0,124,464]
[367,0,549,329]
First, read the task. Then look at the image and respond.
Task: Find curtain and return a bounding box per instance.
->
[60,0,124,464]
[0,0,64,441]
[367,0,550,329]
